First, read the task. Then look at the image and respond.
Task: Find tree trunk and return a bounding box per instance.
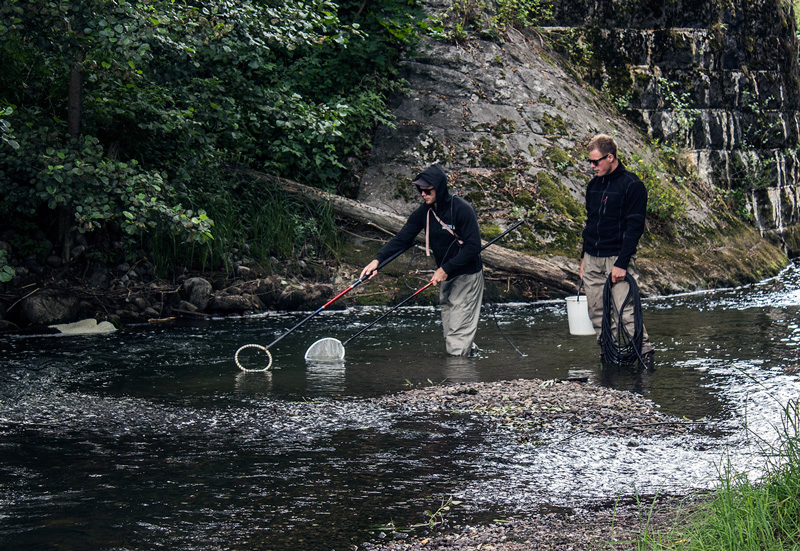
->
[239,170,579,294]
[58,63,83,263]
[68,64,82,140]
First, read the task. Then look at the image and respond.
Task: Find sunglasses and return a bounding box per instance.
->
[588,153,610,166]
[418,187,434,195]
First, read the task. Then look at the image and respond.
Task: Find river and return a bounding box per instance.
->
[2,264,800,550]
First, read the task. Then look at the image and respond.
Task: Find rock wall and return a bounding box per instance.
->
[544,0,800,246]
[357,0,793,295]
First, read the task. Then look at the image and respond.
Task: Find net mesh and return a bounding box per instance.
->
[304,338,346,361]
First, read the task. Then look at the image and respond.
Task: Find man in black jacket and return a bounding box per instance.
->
[360,164,484,356]
[580,134,654,362]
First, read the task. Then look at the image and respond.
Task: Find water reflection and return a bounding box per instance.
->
[443,356,480,383]
[234,370,273,394]
[306,361,346,393]
[2,264,800,550]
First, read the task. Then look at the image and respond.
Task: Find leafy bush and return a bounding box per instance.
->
[429,0,553,42]
[0,250,15,283]
[626,153,687,222]
[0,0,422,272]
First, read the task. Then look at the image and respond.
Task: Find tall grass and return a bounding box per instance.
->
[150,175,340,279]
[636,398,800,550]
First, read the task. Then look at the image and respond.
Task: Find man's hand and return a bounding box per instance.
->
[611,265,627,283]
[360,259,380,280]
[430,267,448,286]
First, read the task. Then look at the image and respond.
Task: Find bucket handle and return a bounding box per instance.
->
[576,279,584,299]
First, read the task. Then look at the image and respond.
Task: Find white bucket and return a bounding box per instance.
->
[565,295,595,335]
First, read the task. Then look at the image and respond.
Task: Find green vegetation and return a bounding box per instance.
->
[734,91,791,190]
[492,118,516,136]
[539,112,568,136]
[795,1,800,47]
[0,0,423,277]
[479,223,503,240]
[428,0,553,41]
[151,172,340,278]
[0,250,14,282]
[655,76,701,137]
[634,398,800,550]
[626,152,687,222]
[543,146,574,172]
[543,28,594,75]
[536,172,583,222]
[474,137,513,167]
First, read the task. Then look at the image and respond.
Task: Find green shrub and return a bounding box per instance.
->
[627,154,687,222]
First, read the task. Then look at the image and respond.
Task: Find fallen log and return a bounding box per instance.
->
[239,170,579,294]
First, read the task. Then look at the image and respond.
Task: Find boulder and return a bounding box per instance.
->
[182,277,213,311]
[130,296,149,312]
[19,288,81,326]
[208,293,264,314]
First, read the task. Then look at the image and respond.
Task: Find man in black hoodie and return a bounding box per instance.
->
[580,135,654,362]
[360,164,484,356]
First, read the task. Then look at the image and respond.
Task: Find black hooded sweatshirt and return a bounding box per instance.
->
[581,161,647,270]
[375,164,483,279]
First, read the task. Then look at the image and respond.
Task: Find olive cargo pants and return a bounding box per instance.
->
[439,270,484,356]
[582,254,653,354]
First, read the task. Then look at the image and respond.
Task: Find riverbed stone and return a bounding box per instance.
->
[48,318,117,334]
[19,288,81,326]
[142,307,161,318]
[176,300,199,312]
[182,277,213,311]
[208,292,264,314]
[130,296,149,312]
[235,265,254,279]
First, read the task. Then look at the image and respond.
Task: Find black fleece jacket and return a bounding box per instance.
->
[375,164,483,278]
[581,161,647,270]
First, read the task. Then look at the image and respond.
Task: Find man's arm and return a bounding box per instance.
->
[614,176,647,271]
[360,209,425,280]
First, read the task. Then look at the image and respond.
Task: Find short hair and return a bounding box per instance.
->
[587,134,618,157]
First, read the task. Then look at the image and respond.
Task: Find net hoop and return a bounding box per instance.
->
[304,337,346,362]
[235,344,274,372]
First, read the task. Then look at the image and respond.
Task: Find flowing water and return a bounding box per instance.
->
[2,264,800,550]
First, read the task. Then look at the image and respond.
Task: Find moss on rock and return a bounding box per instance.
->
[536,171,585,223]
[540,112,568,136]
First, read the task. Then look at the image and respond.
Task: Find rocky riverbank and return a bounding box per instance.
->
[0,254,342,332]
[359,495,700,551]
[360,378,712,550]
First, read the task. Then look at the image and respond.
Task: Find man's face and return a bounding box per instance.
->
[588,149,613,177]
[418,185,436,205]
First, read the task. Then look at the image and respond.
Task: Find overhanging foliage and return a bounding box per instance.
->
[0,0,422,271]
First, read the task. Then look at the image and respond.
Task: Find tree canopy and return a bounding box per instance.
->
[0,0,422,278]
